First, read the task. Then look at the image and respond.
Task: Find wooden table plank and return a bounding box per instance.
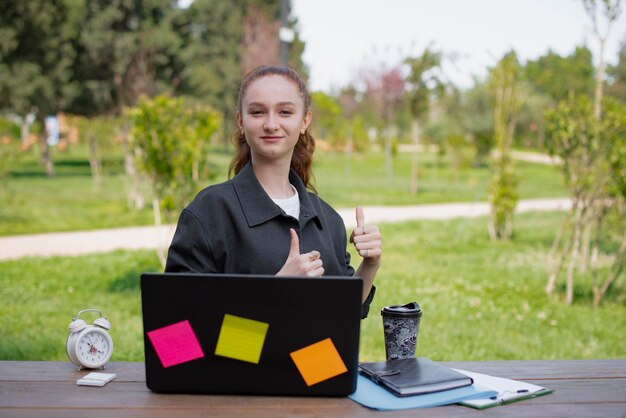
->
[1,360,625,418]
[3,360,625,382]
[0,361,145,382]
[1,378,623,407]
[444,359,626,380]
[2,403,626,418]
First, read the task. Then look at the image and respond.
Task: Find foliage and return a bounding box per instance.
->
[425,85,490,173]
[360,63,406,180]
[70,0,182,116]
[487,51,520,241]
[524,46,595,103]
[404,48,445,194]
[545,95,605,196]
[2,213,625,362]
[606,36,626,102]
[514,86,553,150]
[129,95,221,228]
[1,0,306,141]
[0,0,78,117]
[174,0,244,143]
[443,133,477,173]
[582,0,623,120]
[349,116,370,153]
[404,49,445,119]
[605,99,626,196]
[545,95,626,304]
[361,64,406,123]
[0,117,21,186]
[71,115,124,182]
[337,86,370,153]
[311,91,344,147]
[0,0,81,175]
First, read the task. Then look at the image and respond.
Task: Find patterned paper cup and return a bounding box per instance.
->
[381,302,422,360]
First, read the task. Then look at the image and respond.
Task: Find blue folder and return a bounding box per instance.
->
[349,374,498,410]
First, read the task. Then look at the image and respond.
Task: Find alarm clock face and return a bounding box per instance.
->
[75,329,113,368]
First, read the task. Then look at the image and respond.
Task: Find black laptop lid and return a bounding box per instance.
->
[140,273,362,396]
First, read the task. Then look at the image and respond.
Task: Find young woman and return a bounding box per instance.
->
[165,65,382,318]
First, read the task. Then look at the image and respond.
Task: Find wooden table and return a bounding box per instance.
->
[1,360,624,417]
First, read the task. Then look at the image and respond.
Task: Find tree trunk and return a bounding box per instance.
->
[385,125,394,181]
[593,229,626,306]
[410,118,420,195]
[121,126,144,210]
[579,221,591,273]
[152,196,167,267]
[565,204,584,304]
[87,133,102,187]
[344,126,353,177]
[593,37,605,121]
[39,132,54,177]
[546,234,572,296]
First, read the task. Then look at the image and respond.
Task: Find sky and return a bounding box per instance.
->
[291,0,626,92]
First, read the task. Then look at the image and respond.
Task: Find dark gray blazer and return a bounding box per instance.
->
[165,162,374,318]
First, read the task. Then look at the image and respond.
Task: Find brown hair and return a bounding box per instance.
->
[228,65,316,192]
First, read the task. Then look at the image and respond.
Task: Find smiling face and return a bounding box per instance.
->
[237,75,312,166]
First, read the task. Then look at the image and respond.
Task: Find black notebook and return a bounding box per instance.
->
[358,357,473,397]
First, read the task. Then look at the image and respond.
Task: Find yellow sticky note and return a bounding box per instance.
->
[214,314,269,364]
[290,338,348,386]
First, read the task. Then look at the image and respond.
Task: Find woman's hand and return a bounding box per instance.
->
[350,207,382,265]
[276,229,325,277]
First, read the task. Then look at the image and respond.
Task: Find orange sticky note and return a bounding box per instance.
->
[290,338,348,386]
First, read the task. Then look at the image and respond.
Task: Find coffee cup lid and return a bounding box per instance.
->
[381,302,422,318]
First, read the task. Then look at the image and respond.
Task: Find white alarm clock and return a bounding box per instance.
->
[66,309,113,370]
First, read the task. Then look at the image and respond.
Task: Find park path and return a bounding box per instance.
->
[0,197,571,261]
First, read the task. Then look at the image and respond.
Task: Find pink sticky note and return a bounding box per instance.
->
[147,320,204,368]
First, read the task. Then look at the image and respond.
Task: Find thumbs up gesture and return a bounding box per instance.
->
[276,229,325,277]
[350,207,382,263]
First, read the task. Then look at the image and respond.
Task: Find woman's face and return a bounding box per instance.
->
[237,75,311,165]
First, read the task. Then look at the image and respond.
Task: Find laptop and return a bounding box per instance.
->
[140,272,363,396]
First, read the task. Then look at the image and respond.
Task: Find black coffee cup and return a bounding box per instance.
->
[381,302,423,360]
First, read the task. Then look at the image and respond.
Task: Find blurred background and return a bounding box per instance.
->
[0,0,625,362]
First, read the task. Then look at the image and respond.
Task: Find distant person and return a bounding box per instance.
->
[165,65,381,318]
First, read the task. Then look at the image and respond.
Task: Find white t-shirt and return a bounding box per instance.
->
[271,184,300,219]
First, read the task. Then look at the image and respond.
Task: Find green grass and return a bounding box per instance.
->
[1,147,566,236]
[313,152,567,207]
[1,212,623,362]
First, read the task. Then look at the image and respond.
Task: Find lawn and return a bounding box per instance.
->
[1,211,623,362]
[0,145,567,236]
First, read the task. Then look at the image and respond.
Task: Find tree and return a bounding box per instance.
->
[582,0,623,119]
[311,91,343,147]
[404,48,445,194]
[606,36,626,102]
[0,0,79,176]
[0,117,21,194]
[129,95,221,266]
[457,80,494,167]
[72,115,122,186]
[337,85,368,175]
[241,1,281,72]
[524,47,595,103]
[360,63,406,180]
[545,96,626,304]
[523,47,595,150]
[174,0,244,146]
[593,98,626,304]
[70,0,182,116]
[487,51,521,241]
